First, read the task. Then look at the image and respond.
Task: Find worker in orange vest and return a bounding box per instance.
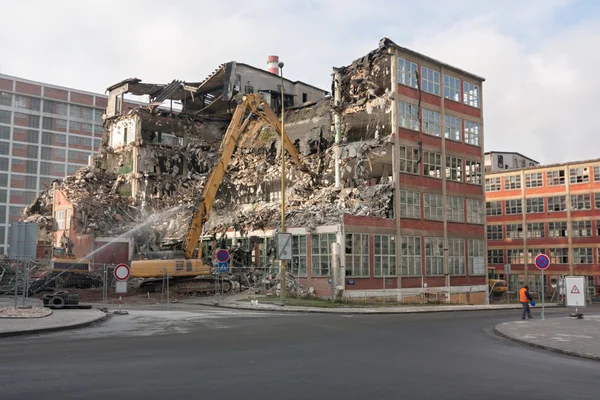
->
[519,285,534,320]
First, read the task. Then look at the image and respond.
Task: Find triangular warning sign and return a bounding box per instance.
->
[571,285,580,294]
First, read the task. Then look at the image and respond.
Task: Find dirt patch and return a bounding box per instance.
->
[0,306,52,318]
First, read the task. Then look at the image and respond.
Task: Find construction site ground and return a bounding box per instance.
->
[182,293,561,314]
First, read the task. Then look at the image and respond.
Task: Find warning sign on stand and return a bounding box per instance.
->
[565,276,585,308]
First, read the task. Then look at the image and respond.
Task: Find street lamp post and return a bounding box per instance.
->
[279,62,287,305]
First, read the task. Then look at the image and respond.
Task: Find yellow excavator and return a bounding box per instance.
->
[129,93,310,294]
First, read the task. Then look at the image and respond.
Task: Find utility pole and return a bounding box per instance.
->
[279,62,287,305]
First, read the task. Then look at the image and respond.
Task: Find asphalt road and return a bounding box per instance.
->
[0,306,598,400]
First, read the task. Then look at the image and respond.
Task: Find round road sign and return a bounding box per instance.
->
[216,249,230,263]
[114,263,130,281]
[535,254,550,270]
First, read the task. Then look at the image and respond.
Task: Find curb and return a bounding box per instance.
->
[493,324,600,362]
[0,311,109,339]
[196,302,558,315]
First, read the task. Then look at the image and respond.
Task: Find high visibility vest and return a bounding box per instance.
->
[519,288,528,302]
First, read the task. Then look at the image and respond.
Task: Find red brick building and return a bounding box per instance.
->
[220,39,488,304]
[486,159,600,296]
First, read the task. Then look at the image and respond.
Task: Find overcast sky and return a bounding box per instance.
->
[1,0,598,164]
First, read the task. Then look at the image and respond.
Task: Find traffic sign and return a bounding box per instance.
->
[565,276,586,307]
[114,263,130,281]
[217,261,229,273]
[534,254,550,270]
[216,249,230,263]
[276,232,292,261]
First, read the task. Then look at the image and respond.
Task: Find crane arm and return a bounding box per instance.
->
[182,101,250,259]
[181,93,313,260]
[247,95,313,176]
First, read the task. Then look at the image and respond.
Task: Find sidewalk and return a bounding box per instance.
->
[183,295,559,314]
[0,297,107,338]
[495,315,600,361]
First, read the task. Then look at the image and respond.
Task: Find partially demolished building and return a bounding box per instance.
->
[25,39,487,303]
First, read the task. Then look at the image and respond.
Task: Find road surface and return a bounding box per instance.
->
[0,305,598,400]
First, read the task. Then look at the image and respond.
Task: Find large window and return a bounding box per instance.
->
[447,196,464,223]
[398,58,418,88]
[398,101,419,131]
[486,201,502,216]
[487,225,503,240]
[468,239,485,275]
[424,151,442,178]
[424,193,443,220]
[0,110,11,124]
[311,233,336,277]
[291,235,307,277]
[400,190,421,219]
[527,222,545,238]
[595,193,600,210]
[546,169,565,186]
[466,199,484,224]
[547,196,567,212]
[444,115,462,141]
[444,74,461,102]
[595,166,600,181]
[488,249,504,264]
[504,175,521,190]
[571,194,591,210]
[399,145,419,174]
[506,224,524,239]
[572,221,592,237]
[421,66,440,95]
[549,248,569,264]
[525,172,543,188]
[463,81,480,108]
[400,236,421,276]
[569,167,590,184]
[526,197,544,214]
[573,248,593,264]
[446,156,462,182]
[422,109,441,136]
[0,91,12,107]
[345,234,370,277]
[55,210,65,230]
[507,249,524,264]
[465,160,482,185]
[448,238,465,275]
[464,121,481,146]
[505,199,522,215]
[374,235,396,277]
[425,237,444,276]
[485,177,501,192]
[548,221,568,238]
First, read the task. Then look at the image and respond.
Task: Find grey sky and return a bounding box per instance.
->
[1,0,598,164]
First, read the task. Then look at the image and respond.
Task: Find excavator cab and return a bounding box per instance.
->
[488,267,508,295]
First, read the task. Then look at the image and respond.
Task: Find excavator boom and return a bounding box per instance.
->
[181,93,309,260]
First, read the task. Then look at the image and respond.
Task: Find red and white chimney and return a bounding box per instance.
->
[267,55,279,74]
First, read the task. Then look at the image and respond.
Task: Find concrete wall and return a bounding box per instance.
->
[108,115,138,148]
[235,64,327,106]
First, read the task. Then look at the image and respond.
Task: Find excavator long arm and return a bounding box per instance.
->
[181,93,310,260]
[181,101,250,259]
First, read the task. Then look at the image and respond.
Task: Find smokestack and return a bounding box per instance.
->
[267,55,279,75]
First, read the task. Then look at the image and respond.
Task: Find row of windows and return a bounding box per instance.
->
[487,220,600,240]
[0,162,81,186]
[486,194,600,216]
[488,248,600,265]
[0,92,103,122]
[289,234,485,278]
[398,101,481,146]
[397,58,480,108]
[486,166,600,192]
[399,146,482,185]
[0,111,103,136]
[400,190,484,223]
